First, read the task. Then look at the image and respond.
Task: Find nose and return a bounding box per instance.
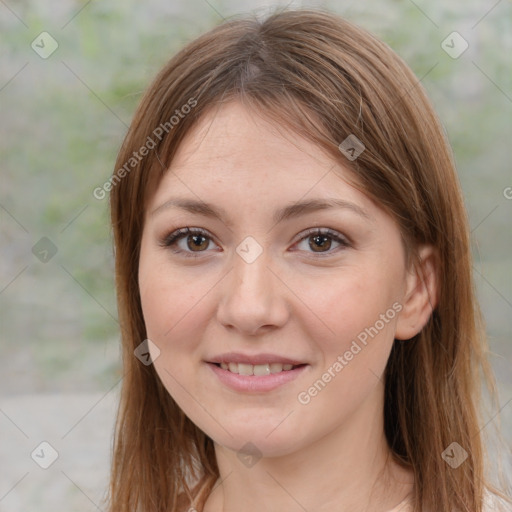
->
[216,249,290,336]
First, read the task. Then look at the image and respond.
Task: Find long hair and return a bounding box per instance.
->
[107,8,510,511]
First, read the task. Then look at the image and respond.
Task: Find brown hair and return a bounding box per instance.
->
[107,8,510,512]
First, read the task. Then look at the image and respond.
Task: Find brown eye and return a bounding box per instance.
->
[160,227,217,258]
[187,233,210,251]
[161,226,350,259]
[294,228,350,256]
[308,233,333,252]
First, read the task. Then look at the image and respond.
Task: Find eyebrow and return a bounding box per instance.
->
[151,197,373,226]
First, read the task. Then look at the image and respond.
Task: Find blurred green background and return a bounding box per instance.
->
[1,0,511,510]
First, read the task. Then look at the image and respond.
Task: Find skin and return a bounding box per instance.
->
[138,101,438,512]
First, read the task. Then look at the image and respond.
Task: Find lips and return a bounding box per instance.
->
[208,362,308,392]
[206,352,309,392]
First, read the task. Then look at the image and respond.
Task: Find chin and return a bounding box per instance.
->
[208,424,304,459]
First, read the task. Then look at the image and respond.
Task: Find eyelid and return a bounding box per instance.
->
[159,227,213,247]
[159,226,351,258]
[289,227,351,258]
[292,227,351,248]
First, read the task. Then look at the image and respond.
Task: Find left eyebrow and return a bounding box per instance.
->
[150,197,373,226]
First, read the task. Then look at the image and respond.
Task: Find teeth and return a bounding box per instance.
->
[270,363,284,374]
[238,363,253,376]
[253,364,271,376]
[218,362,298,375]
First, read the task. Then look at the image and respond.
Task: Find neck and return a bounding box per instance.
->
[201,385,414,512]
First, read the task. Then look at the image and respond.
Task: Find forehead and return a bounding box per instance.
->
[168,101,335,180]
[151,102,362,202]
[145,101,395,234]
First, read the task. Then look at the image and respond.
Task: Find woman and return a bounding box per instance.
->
[107,8,511,511]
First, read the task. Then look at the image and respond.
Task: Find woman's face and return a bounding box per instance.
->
[138,101,413,457]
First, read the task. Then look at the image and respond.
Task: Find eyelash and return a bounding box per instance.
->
[159,227,351,259]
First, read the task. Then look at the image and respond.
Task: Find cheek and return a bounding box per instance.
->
[139,259,210,406]
[296,271,399,424]
[305,266,401,352]
[294,267,401,419]
[139,248,213,344]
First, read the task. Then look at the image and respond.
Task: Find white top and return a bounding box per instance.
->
[386,491,512,511]
[386,494,413,512]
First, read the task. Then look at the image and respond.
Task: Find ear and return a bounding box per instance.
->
[395,244,439,341]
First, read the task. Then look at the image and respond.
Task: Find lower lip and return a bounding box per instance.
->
[207,362,308,392]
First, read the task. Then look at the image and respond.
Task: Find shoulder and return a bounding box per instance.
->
[387,491,512,512]
[483,490,512,512]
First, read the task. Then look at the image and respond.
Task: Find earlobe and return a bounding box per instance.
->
[395,245,439,341]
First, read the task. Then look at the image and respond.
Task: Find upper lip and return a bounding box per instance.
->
[207,352,307,366]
